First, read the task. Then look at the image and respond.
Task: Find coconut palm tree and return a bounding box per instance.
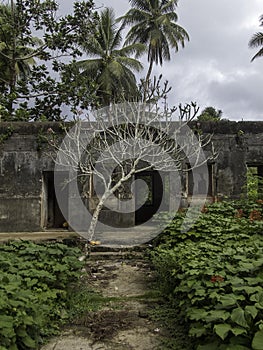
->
[118,0,189,98]
[249,15,263,61]
[0,42,38,93]
[75,7,145,106]
[0,3,40,92]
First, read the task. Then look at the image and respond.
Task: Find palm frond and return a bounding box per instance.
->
[161,0,178,14]
[82,36,105,57]
[117,43,146,58]
[117,8,149,27]
[129,0,151,12]
[110,26,123,52]
[124,23,150,45]
[249,15,263,62]
[249,32,263,48]
[75,59,102,77]
[121,0,189,68]
[251,47,263,62]
[75,7,143,105]
[115,56,144,71]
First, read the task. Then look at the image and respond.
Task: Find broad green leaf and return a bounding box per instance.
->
[189,324,207,337]
[233,286,262,295]
[255,303,263,310]
[244,277,263,286]
[187,308,208,321]
[22,315,34,325]
[231,277,245,286]
[21,335,36,348]
[233,255,246,260]
[238,262,254,272]
[187,279,197,288]
[0,315,13,328]
[210,291,221,300]
[16,327,27,337]
[253,258,263,267]
[206,310,230,322]
[252,330,263,350]
[0,316,15,337]
[250,292,263,305]
[219,294,239,307]
[245,305,258,319]
[194,288,206,297]
[230,327,247,336]
[256,321,263,330]
[231,308,249,328]
[214,323,232,340]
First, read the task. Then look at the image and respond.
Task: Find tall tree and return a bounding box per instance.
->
[249,15,263,61]
[197,106,222,122]
[0,0,98,121]
[119,0,189,99]
[75,7,145,106]
[0,2,42,95]
[50,103,215,241]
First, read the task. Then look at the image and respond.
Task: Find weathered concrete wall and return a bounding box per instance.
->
[193,121,263,198]
[0,123,58,231]
[1,121,263,232]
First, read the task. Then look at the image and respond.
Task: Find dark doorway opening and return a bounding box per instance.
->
[42,171,68,229]
[135,171,168,225]
[187,164,213,196]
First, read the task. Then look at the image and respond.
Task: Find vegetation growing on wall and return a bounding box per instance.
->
[0,125,13,144]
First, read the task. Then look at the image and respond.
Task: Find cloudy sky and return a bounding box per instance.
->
[59,0,263,120]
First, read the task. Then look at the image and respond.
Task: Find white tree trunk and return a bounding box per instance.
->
[87,191,111,240]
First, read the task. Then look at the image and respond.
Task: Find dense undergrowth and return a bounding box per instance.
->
[0,241,84,350]
[151,200,263,350]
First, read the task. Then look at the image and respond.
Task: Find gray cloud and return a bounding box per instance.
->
[167,0,263,120]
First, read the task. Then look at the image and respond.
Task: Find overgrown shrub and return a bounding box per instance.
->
[0,241,84,349]
[151,200,263,350]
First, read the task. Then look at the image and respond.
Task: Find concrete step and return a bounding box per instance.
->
[0,231,77,243]
[88,250,147,260]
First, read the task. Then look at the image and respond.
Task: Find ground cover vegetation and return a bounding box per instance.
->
[0,240,86,349]
[151,199,263,349]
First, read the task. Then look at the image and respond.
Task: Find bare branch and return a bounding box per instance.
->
[48,102,217,240]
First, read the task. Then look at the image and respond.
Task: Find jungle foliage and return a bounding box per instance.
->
[0,241,84,349]
[151,200,263,349]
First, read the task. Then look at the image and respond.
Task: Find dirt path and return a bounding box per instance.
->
[41,250,164,350]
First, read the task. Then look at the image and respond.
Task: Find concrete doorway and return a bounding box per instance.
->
[135,171,169,225]
[41,171,68,229]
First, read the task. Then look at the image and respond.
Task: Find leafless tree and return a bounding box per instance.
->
[48,102,216,240]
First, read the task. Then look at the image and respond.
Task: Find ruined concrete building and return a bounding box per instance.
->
[0,121,263,232]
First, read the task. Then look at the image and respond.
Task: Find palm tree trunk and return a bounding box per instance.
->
[143,58,154,102]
